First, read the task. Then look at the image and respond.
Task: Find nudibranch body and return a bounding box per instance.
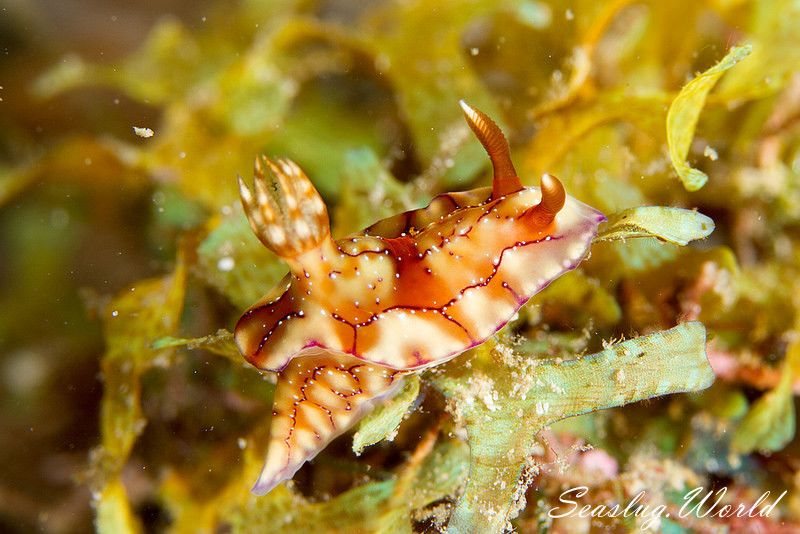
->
[235,102,605,495]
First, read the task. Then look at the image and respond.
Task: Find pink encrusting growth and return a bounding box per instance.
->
[235,101,605,495]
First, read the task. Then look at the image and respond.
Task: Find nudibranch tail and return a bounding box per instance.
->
[238,156,332,261]
[252,350,402,496]
[459,100,523,198]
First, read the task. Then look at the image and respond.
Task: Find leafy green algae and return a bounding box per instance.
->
[353,375,421,456]
[666,45,752,191]
[733,311,800,454]
[434,322,713,532]
[6,0,800,532]
[92,252,187,533]
[196,210,287,309]
[595,206,715,246]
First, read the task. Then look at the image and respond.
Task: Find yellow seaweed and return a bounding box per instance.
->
[666,45,752,191]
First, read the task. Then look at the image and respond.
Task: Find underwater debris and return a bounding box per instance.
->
[132,126,155,138]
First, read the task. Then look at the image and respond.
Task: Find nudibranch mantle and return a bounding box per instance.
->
[234,101,605,495]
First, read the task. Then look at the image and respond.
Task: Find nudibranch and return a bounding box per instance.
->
[235,101,605,495]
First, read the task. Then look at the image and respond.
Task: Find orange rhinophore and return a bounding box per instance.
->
[235,101,606,495]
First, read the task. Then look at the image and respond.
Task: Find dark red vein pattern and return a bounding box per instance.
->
[251,351,401,495]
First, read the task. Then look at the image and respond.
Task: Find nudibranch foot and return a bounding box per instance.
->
[252,350,402,496]
[238,156,332,261]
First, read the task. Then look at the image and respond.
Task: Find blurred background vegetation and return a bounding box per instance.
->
[1,0,800,532]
